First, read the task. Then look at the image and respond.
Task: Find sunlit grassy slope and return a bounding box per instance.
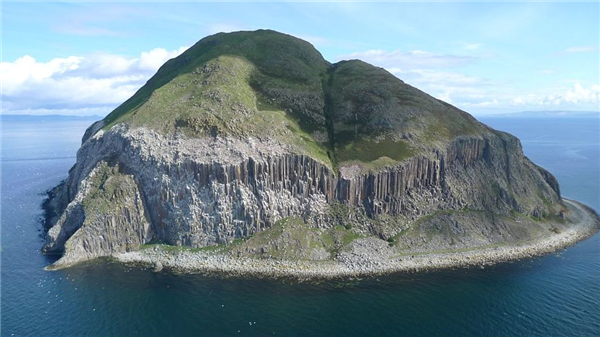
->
[102,30,485,171]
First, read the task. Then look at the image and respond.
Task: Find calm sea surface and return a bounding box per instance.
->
[1,116,599,336]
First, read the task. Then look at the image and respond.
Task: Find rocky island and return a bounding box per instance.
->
[42,30,599,278]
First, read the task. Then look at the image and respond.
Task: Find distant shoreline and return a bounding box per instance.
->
[114,199,600,280]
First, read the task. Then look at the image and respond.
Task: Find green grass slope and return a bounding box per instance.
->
[101,30,488,172]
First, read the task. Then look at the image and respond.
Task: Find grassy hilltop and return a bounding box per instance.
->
[103,30,484,172]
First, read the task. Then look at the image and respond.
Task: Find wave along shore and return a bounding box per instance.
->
[113,200,598,279]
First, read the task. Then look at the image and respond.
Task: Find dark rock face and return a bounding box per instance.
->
[42,30,564,268]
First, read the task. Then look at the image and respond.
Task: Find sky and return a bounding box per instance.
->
[1,1,599,117]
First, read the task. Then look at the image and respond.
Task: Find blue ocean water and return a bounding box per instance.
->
[1,116,599,337]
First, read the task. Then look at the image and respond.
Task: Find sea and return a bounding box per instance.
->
[1,115,599,337]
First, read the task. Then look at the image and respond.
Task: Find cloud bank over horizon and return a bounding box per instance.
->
[3,44,596,117]
[0,45,600,116]
[2,2,598,117]
[1,47,187,116]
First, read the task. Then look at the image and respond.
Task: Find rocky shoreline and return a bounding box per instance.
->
[113,199,599,280]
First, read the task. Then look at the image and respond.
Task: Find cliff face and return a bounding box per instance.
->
[44,161,153,268]
[43,30,564,268]
[44,124,561,267]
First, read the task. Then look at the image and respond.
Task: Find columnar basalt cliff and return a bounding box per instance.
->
[43,30,593,270]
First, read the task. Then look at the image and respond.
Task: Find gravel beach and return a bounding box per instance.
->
[115,200,599,279]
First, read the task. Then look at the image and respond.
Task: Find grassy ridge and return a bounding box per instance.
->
[101,30,486,172]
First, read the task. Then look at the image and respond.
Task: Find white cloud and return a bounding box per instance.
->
[338,49,476,69]
[2,55,83,92]
[495,83,600,112]
[514,83,600,107]
[563,46,599,54]
[561,82,600,104]
[1,46,188,116]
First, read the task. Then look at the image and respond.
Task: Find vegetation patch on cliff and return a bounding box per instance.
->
[229,217,326,260]
[388,207,569,255]
[228,216,367,260]
[138,217,366,261]
[336,137,415,171]
[82,162,135,224]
